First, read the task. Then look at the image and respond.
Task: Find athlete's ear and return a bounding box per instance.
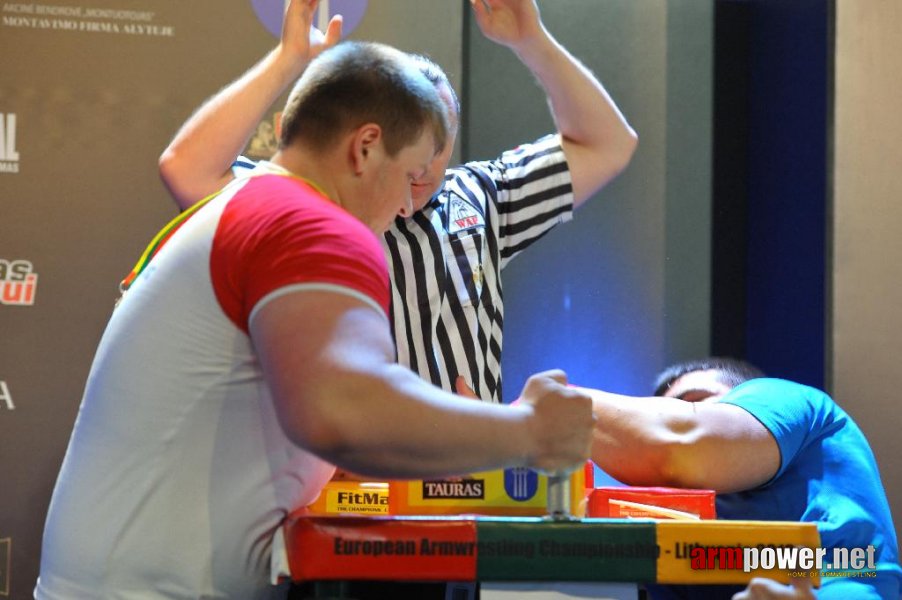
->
[350,123,383,176]
[274,111,283,139]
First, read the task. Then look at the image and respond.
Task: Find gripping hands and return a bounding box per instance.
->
[514,370,596,475]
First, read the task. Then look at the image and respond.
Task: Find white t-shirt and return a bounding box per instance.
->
[36,164,390,599]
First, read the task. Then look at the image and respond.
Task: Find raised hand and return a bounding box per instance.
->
[469,0,544,51]
[280,0,343,64]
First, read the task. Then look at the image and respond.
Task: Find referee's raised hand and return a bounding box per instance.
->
[280,0,343,67]
[515,370,596,474]
[469,0,543,52]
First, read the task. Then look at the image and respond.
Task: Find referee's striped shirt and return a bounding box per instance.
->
[383,133,574,404]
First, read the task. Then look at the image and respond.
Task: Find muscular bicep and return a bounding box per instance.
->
[247,287,544,479]
[561,137,632,208]
[673,402,781,493]
[588,390,780,493]
[248,288,395,454]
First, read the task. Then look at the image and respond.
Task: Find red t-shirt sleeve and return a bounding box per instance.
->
[210,175,389,333]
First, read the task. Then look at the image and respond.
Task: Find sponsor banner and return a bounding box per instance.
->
[503,467,538,502]
[1,3,176,38]
[306,481,390,516]
[422,478,485,501]
[0,381,13,411]
[284,515,478,582]
[0,259,38,306]
[390,467,586,516]
[283,515,822,586]
[0,113,18,174]
[476,519,658,583]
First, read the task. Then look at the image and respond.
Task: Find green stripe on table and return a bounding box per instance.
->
[476,518,658,581]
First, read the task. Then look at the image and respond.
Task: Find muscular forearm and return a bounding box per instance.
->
[159,47,303,209]
[584,388,689,486]
[307,364,538,478]
[255,294,592,481]
[583,387,780,492]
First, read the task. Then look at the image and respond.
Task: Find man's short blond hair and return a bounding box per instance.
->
[280,41,449,157]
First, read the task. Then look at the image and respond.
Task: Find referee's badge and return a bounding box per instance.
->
[448,194,483,234]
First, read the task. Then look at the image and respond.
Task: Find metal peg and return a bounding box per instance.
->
[547,472,572,521]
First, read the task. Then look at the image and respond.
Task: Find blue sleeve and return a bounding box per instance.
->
[717,379,835,481]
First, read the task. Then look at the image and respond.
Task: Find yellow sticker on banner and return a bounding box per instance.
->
[307,482,390,516]
[406,470,546,508]
[390,467,588,516]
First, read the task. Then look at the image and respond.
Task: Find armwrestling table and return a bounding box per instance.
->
[276,512,821,599]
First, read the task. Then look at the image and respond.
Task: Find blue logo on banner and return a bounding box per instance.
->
[251,0,369,39]
[503,467,539,502]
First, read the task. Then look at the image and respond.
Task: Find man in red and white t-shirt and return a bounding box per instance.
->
[36,41,595,600]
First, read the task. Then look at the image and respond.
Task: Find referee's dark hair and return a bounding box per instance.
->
[653,357,766,397]
[280,41,449,157]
